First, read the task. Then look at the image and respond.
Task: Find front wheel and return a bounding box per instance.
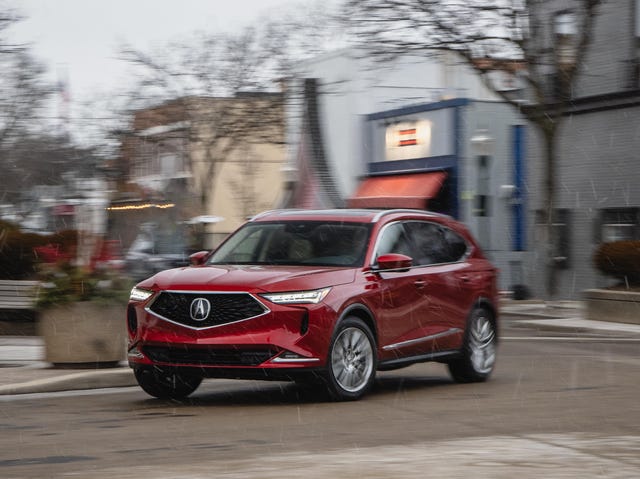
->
[325,317,377,401]
[134,367,202,399]
[448,307,497,383]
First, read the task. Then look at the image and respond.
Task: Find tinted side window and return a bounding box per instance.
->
[442,226,468,262]
[406,222,467,265]
[374,223,413,262]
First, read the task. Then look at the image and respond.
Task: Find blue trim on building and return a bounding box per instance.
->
[512,125,526,251]
[365,98,469,121]
[368,155,457,175]
[451,102,463,219]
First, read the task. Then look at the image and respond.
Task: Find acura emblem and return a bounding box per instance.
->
[190,298,211,321]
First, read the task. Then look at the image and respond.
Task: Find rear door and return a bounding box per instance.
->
[401,221,476,351]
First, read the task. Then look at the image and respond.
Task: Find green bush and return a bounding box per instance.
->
[593,240,640,285]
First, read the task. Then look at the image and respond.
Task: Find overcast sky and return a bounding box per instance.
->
[7,0,313,103]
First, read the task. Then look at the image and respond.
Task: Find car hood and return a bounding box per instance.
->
[138,264,357,293]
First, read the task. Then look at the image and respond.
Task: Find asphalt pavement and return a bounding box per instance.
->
[1,299,639,396]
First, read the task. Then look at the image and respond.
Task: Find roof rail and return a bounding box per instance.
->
[250,208,452,223]
[249,210,284,221]
[371,209,452,222]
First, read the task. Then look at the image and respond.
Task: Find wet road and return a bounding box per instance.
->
[2,321,640,478]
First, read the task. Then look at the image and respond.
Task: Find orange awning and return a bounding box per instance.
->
[348,171,447,209]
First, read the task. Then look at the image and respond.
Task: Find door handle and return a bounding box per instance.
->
[459,275,471,283]
[414,279,427,289]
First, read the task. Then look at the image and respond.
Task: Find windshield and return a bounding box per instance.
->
[208,221,371,267]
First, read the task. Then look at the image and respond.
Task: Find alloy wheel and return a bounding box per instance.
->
[330,326,374,394]
[469,311,496,375]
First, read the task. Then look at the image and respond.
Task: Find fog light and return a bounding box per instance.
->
[128,346,144,359]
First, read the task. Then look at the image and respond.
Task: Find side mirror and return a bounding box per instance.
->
[189,251,210,266]
[374,253,413,272]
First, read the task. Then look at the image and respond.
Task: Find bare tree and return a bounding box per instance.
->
[120,26,287,217]
[0,6,53,202]
[0,6,20,54]
[0,49,51,145]
[119,2,343,217]
[345,0,603,297]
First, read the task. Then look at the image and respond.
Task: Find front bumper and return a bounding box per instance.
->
[126,295,336,372]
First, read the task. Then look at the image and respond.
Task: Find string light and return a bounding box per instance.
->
[106,203,175,211]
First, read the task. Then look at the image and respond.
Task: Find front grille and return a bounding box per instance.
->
[148,292,267,329]
[143,345,277,366]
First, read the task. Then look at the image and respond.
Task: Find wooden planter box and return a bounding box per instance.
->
[38,301,126,366]
[584,289,640,325]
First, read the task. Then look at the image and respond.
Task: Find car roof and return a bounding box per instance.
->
[249,209,452,224]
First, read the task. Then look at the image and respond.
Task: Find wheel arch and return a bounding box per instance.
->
[471,297,499,342]
[339,303,378,346]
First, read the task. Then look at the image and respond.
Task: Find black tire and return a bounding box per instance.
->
[325,317,377,401]
[134,367,203,399]
[448,307,497,383]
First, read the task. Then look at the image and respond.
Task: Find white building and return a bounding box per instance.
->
[285,48,530,292]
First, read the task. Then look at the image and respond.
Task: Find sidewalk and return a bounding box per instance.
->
[0,336,136,396]
[1,300,639,396]
[500,299,640,335]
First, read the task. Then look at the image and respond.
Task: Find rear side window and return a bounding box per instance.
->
[405,221,468,265]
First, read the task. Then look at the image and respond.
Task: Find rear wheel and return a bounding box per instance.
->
[325,317,377,401]
[448,307,497,383]
[134,367,202,399]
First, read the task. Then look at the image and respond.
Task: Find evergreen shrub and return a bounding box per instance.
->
[593,240,640,286]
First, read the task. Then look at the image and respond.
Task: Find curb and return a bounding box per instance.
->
[506,317,640,336]
[0,367,136,395]
[500,310,571,320]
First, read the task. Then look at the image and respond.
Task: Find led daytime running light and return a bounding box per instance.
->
[130,287,154,301]
[262,287,331,304]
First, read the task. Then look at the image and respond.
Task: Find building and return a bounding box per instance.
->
[285,49,528,291]
[356,99,527,292]
[114,94,286,251]
[288,0,640,300]
[524,0,640,298]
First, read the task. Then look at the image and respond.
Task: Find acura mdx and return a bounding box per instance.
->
[127,209,499,401]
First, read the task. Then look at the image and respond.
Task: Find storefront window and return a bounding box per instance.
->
[600,208,639,242]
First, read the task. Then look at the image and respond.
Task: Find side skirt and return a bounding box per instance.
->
[377,350,461,371]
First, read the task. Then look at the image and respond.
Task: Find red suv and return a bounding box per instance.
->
[127,209,499,401]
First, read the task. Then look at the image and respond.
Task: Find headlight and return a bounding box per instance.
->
[261,287,331,304]
[130,287,154,302]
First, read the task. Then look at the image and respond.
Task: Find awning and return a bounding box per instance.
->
[348,171,447,209]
